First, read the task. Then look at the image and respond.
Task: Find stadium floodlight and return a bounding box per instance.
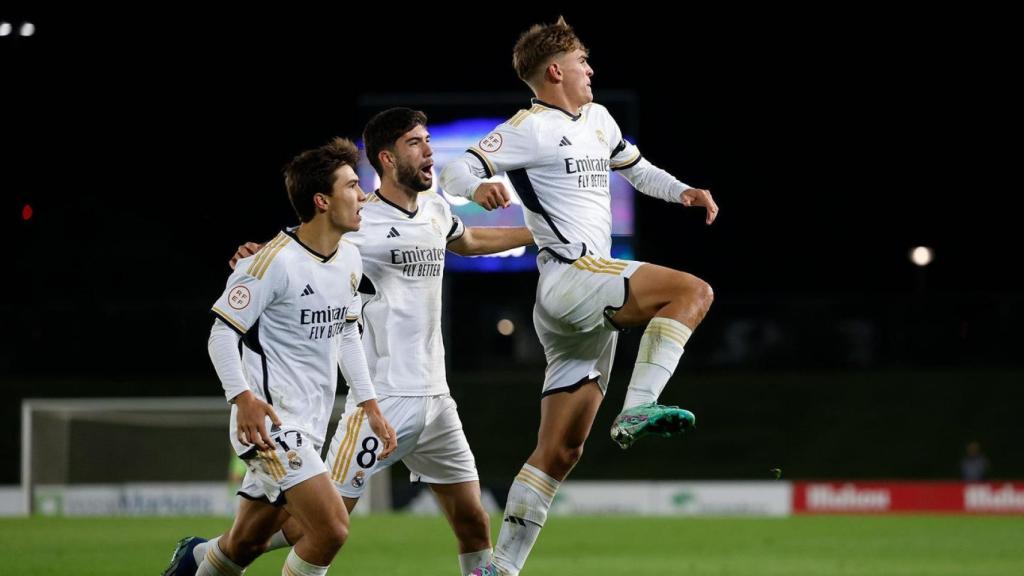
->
[909,246,934,267]
[497,319,515,336]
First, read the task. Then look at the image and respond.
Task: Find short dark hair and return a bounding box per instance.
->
[363,107,428,176]
[283,137,360,222]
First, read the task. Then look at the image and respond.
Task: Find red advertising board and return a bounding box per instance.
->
[794,482,1024,514]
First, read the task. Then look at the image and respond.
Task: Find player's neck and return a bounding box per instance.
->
[378,180,418,213]
[534,88,583,115]
[295,218,342,257]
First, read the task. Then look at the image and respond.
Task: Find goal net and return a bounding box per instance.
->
[21,396,389,516]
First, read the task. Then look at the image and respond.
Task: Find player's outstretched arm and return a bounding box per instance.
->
[448,226,534,256]
[439,156,511,211]
[617,157,719,225]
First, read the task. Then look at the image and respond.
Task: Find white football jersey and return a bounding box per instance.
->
[212,228,363,452]
[456,99,641,258]
[343,190,465,396]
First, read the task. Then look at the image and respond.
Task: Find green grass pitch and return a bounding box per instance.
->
[1,514,1021,575]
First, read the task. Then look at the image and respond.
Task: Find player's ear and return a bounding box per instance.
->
[313,192,330,211]
[379,150,396,170]
[546,62,560,82]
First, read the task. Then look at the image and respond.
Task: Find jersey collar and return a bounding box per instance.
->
[531,98,582,121]
[284,227,338,262]
[374,189,418,219]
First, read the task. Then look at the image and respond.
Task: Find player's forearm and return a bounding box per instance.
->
[451,226,534,256]
[337,320,377,404]
[439,155,484,199]
[618,158,691,204]
[208,320,251,403]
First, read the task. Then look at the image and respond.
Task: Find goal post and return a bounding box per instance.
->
[20,397,390,516]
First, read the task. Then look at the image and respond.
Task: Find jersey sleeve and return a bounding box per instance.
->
[466,119,540,177]
[210,251,285,334]
[343,245,363,323]
[336,252,375,403]
[600,104,690,203]
[440,118,541,200]
[439,198,466,243]
[345,291,362,323]
[208,319,249,402]
[337,316,375,404]
[604,107,643,172]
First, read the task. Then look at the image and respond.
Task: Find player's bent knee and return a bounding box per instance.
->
[314,519,349,552]
[220,536,263,567]
[696,279,714,311]
[238,538,270,561]
[328,526,349,552]
[557,443,584,470]
[675,276,713,310]
[470,506,491,534]
[455,506,492,545]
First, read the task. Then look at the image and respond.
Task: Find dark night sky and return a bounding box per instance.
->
[2,10,1019,375]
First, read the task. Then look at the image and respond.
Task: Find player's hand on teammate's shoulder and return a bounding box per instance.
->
[229,242,264,270]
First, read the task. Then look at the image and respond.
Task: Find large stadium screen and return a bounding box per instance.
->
[357,116,635,272]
